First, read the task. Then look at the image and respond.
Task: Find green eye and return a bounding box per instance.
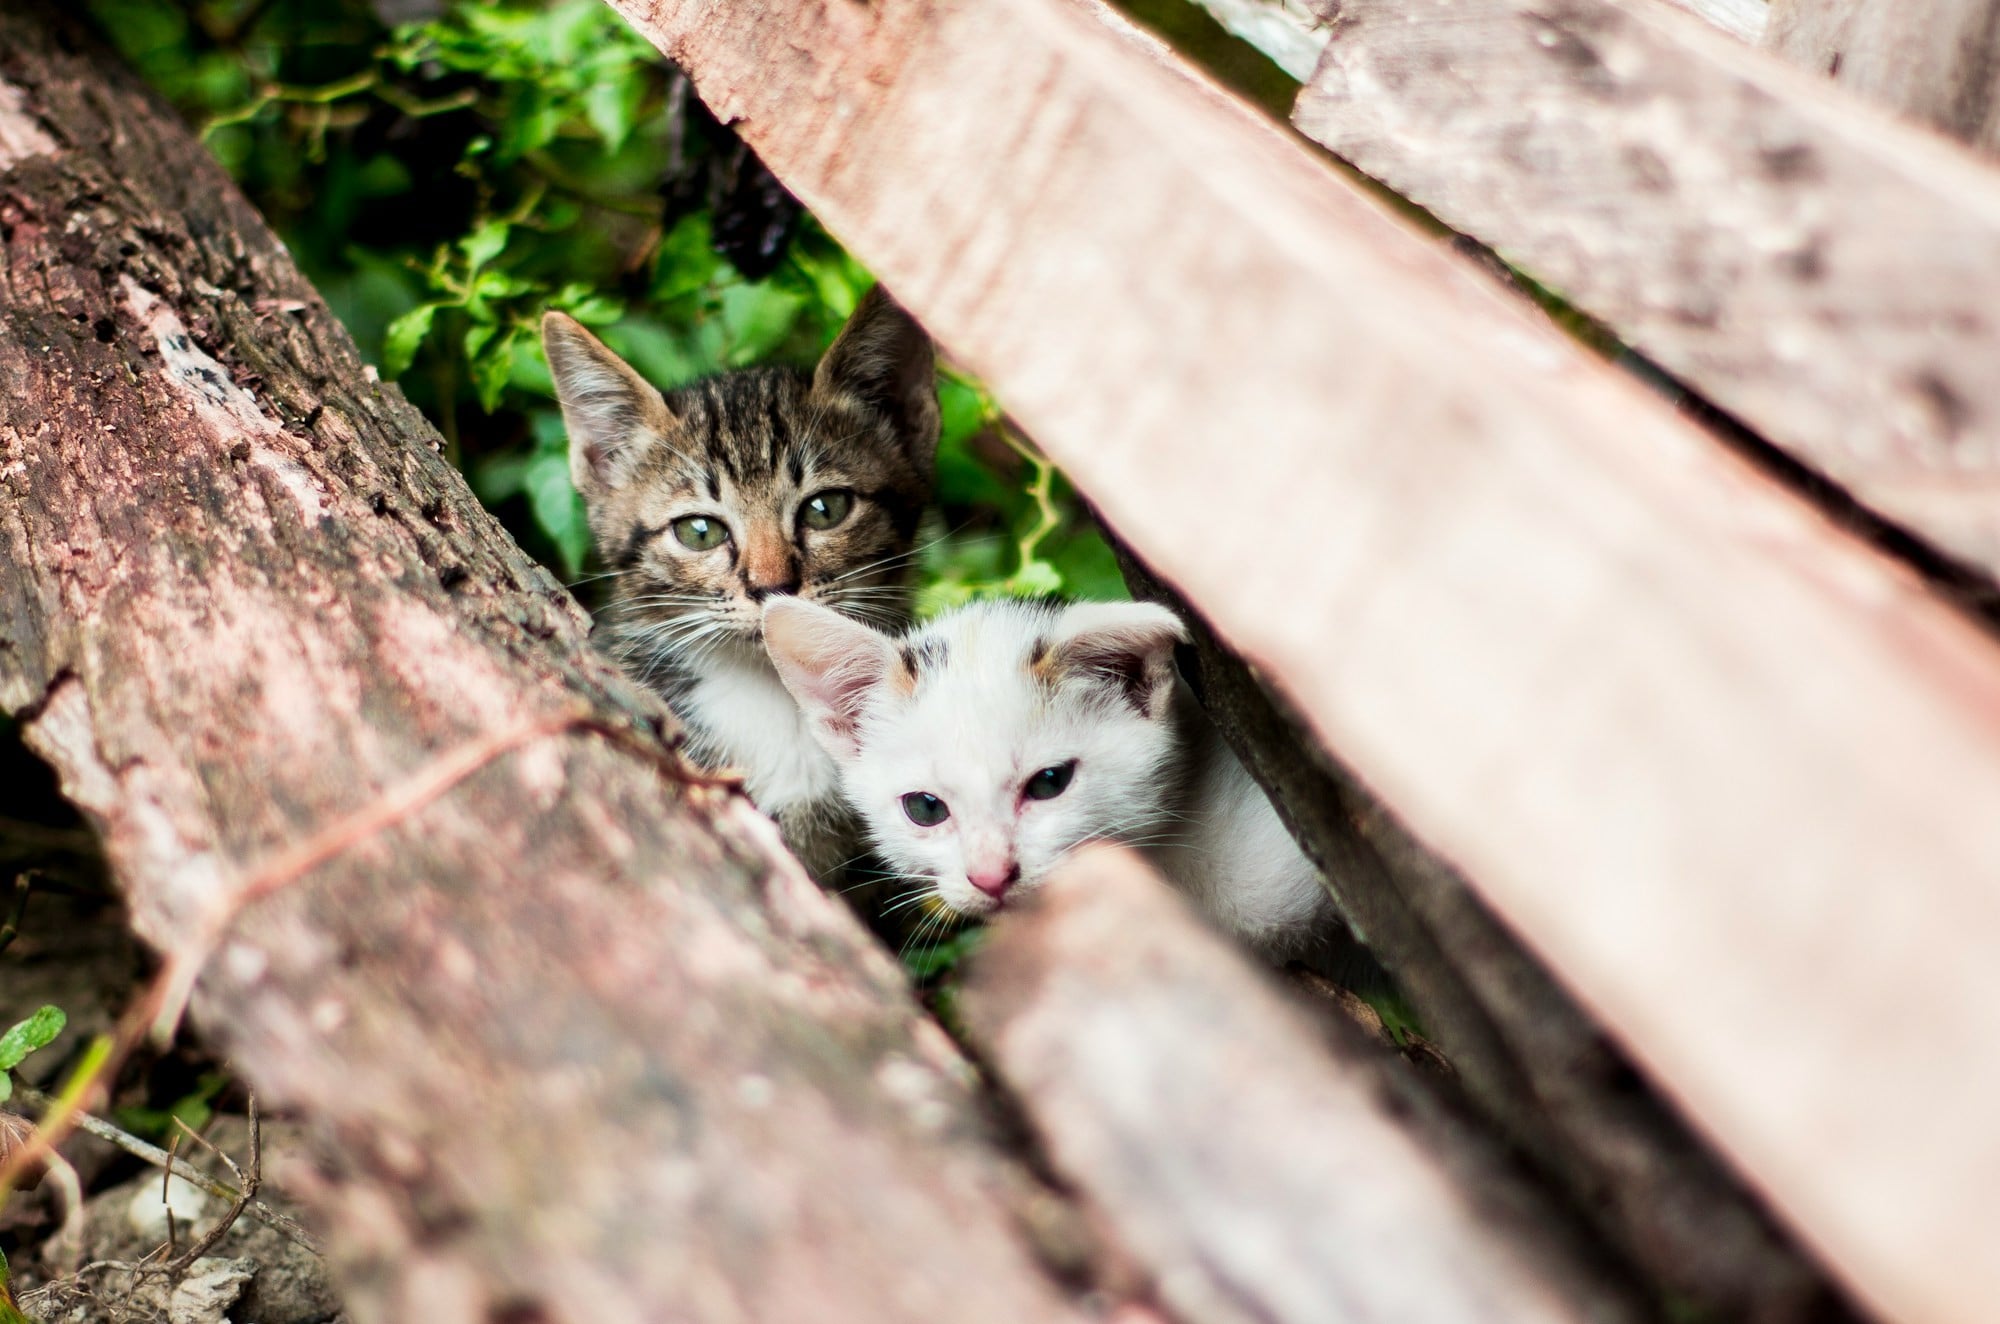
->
[801,489,854,531]
[901,792,950,827]
[672,515,728,551]
[1024,761,1076,801]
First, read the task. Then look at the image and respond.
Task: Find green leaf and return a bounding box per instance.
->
[0,1073,11,1105]
[1004,559,1064,599]
[472,324,522,413]
[459,219,511,273]
[0,1005,65,1071]
[584,71,641,152]
[382,302,439,377]
[717,280,806,366]
[524,449,590,576]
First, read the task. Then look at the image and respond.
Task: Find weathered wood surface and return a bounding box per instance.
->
[1295,0,2000,586]
[1182,0,1327,80]
[961,846,1658,1324]
[0,9,1099,1322]
[1655,0,1768,40]
[1182,0,1764,77]
[1112,549,1835,1323]
[1764,0,2000,151]
[615,0,2000,1320]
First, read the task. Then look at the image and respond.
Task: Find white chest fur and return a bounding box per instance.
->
[679,653,842,818]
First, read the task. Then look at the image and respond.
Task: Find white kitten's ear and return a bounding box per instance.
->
[764,598,901,761]
[812,284,939,475]
[542,311,677,499]
[1039,601,1189,718]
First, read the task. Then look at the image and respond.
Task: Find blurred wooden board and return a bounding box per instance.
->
[1296,0,2000,582]
[962,846,1650,1324]
[608,0,2000,1319]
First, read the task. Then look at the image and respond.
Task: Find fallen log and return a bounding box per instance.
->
[611,0,2000,1320]
[0,8,1098,1321]
[1294,0,2000,588]
[1110,549,1838,1324]
[1763,0,2000,151]
[960,846,1655,1324]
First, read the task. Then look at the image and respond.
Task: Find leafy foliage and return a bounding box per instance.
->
[89,0,1119,598]
[0,1007,65,1106]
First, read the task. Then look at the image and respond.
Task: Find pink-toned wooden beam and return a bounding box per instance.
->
[611,0,2000,1318]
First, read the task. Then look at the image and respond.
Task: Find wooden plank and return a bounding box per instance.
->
[1112,550,1833,1323]
[1181,0,1327,80]
[1764,0,2000,151]
[1653,0,1768,41]
[0,9,1098,1320]
[1295,0,2000,585]
[609,1,2000,1320]
[1176,0,1763,80]
[961,846,1653,1324]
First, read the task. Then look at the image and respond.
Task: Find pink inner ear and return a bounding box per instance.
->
[1049,604,1189,716]
[764,601,897,755]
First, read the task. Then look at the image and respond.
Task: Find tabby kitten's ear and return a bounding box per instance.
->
[542,312,678,499]
[812,285,940,475]
[764,597,900,762]
[1039,602,1190,719]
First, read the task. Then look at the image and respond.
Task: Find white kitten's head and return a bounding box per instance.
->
[764,596,1187,916]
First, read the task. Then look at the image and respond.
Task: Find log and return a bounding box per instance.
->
[1178,0,1764,78]
[613,0,2000,1320]
[0,9,1097,1321]
[1763,0,2000,151]
[1111,549,1836,1324]
[960,846,1656,1324]
[1294,0,2000,588]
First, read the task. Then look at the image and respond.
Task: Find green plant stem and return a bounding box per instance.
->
[11,1087,320,1257]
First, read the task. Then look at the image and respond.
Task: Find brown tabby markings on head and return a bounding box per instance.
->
[541,286,939,698]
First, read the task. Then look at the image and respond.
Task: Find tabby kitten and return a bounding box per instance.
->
[542,287,939,876]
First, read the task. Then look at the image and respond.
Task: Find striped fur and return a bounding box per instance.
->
[543,286,938,876]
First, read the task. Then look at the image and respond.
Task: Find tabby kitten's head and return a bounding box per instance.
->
[543,287,939,677]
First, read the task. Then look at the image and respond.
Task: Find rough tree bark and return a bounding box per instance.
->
[0,9,1101,1322]
[1764,0,2000,152]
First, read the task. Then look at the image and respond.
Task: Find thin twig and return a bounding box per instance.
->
[12,1086,318,1257]
[157,1101,259,1276]
[0,872,32,956]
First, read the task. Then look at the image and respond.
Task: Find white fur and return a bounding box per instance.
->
[764,597,1336,958]
[679,646,844,815]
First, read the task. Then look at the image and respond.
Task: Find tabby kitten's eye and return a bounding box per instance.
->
[901,792,950,827]
[800,489,854,531]
[672,515,728,551]
[1024,761,1076,801]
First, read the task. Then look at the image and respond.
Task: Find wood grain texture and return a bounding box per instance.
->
[1179,0,1762,78]
[1295,0,2000,582]
[961,846,1654,1324]
[0,10,1095,1322]
[614,0,2000,1319]
[1764,0,2000,150]
[1113,547,1836,1323]
[1182,0,1328,79]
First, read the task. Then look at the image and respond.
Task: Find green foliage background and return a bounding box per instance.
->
[88,0,1123,603]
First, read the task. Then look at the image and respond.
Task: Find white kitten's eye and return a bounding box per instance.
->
[901,792,950,826]
[1023,761,1076,801]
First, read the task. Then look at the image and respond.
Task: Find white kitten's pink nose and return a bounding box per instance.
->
[966,863,1020,900]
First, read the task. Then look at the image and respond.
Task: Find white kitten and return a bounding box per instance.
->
[762,595,1340,961]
